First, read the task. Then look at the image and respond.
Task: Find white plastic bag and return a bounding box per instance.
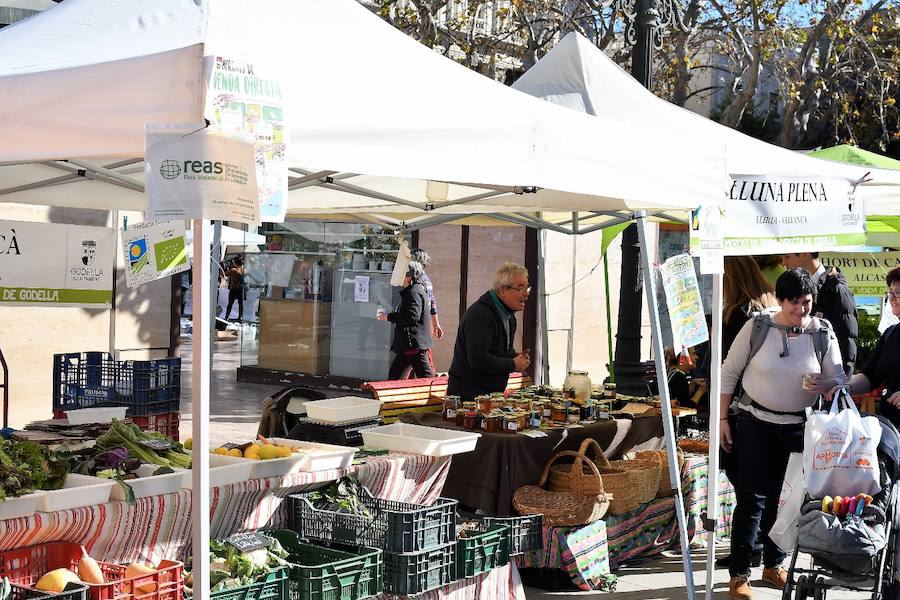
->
[390,241,411,287]
[770,452,805,552]
[804,389,882,498]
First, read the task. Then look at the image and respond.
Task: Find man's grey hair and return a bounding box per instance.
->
[411,248,432,268]
[406,260,426,285]
[493,262,528,291]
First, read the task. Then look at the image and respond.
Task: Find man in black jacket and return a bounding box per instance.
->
[783,252,858,375]
[448,263,532,399]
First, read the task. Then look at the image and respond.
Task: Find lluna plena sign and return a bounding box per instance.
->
[0,220,114,306]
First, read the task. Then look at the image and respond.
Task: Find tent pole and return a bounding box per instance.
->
[108,210,119,358]
[635,211,696,600]
[603,253,614,382]
[567,212,577,373]
[705,273,724,600]
[537,226,550,385]
[190,218,211,600]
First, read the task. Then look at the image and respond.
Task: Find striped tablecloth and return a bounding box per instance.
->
[0,452,450,565]
[516,453,735,585]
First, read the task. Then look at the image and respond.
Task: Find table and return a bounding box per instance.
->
[517,453,734,590]
[400,412,665,516]
[0,453,450,565]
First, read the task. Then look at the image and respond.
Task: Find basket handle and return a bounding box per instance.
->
[574,437,612,468]
[536,448,602,487]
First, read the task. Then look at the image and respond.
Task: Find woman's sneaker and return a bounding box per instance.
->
[729,575,752,599]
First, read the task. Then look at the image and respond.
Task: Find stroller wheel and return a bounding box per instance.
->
[813,577,826,600]
[791,575,808,600]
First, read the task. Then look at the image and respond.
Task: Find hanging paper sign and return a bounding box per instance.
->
[0,220,114,306]
[145,125,260,225]
[205,56,288,222]
[820,251,900,296]
[122,221,190,289]
[354,276,370,302]
[709,176,865,255]
[689,201,725,274]
[659,253,709,350]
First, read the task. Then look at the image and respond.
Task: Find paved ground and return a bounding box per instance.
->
[178,332,867,600]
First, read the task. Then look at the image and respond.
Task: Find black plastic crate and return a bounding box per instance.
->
[455,524,510,579]
[482,514,544,555]
[10,583,89,600]
[291,488,457,553]
[203,565,289,600]
[287,418,382,447]
[264,529,382,600]
[384,542,456,595]
[52,352,180,417]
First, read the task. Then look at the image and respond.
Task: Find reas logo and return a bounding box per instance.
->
[159,160,182,180]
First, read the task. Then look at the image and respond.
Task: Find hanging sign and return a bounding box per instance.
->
[689,201,725,274]
[205,56,288,222]
[0,220,114,306]
[145,126,259,225]
[697,176,865,256]
[122,221,190,289]
[659,253,709,351]
[819,251,900,296]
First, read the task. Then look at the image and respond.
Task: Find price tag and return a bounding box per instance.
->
[227,532,271,553]
[138,439,173,451]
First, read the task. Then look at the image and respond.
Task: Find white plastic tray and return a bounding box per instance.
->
[361,423,481,456]
[0,492,42,520]
[109,465,187,501]
[66,407,128,425]
[184,455,253,489]
[209,441,356,479]
[304,396,381,423]
[37,474,115,512]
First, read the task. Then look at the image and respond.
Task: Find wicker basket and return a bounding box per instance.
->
[678,438,710,455]
[513,449,612,526]
[634,449,684,497]
[608,456,661,505]
[547,439,640,516]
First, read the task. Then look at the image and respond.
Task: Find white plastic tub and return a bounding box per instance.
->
[66,407,128,425]
[361,423,481,456]
[0,492,42,520]
[37,474,115,512]
[185,454,253,489]
[109,465,187,501]
[303,396,381,423]
[207,441,356,479]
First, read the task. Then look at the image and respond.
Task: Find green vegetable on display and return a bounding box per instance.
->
[187,535,289,593]
[94,420,191,469]
[0,440,69,500]
[305,475,373,517]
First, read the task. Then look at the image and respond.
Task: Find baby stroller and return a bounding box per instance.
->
[782,414,900,600]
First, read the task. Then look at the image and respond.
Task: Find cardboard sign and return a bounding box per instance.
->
[659,253,709,350]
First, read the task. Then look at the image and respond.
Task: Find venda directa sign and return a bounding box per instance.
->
[692,175,867,257]
[0,220,114,306]
[820,251,900,296]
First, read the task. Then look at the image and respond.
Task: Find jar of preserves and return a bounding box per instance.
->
[443,395,460,422]
[551,404,567,422]
[477,396,495,414]
[462,410,481,430]
[563,370,592,405]
[481,413,503,433]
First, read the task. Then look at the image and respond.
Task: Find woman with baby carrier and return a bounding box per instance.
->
[720,268,847,600]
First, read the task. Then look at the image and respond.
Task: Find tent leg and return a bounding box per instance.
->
[705,273,724,599]
[537,227,550,385]
[108,209,119,358]
[603,253,614,382]
[635,211,696,600]
[567,222,577,373]
[191,219,211,600]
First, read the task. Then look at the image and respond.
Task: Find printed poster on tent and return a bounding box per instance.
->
[122,221,190,289]
[659,253,709,351]
[704,175,866,255]
[0,220,114,306]
[205,56,288,222]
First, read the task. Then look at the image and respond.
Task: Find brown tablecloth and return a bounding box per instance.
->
[399,412,665,516]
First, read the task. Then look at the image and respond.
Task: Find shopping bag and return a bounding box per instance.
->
[804,389,882,498]
[769,452,805,552]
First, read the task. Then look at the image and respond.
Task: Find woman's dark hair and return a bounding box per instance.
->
[775,267,817,302]
[406,261,425,285]
[887,267,900,288]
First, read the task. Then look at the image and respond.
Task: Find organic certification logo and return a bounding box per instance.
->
[159,160,182,180]
[128,239,149,274]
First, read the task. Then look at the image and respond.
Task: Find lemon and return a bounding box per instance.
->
[276,445,292,458]
[227,448,243,457]
[244,444,261,459]
[212,447,228,455]
[183,438,192,450]
[258,445,280,460]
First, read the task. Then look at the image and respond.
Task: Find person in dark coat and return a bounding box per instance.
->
[447,263,532,399]
[783,252,858,376]
[378,261,434,379]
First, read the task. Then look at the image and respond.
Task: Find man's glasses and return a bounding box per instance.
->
[888,290,900,299]
[502,284,532,294]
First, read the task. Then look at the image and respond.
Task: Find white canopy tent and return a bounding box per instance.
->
[513,31,900,600]
[0,1,727,597]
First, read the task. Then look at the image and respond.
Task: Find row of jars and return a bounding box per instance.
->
[443,394,592,433]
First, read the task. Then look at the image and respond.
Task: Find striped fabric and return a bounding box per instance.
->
[0,453,450,567]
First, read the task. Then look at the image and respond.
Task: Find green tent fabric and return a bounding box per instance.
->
[601,222,631,256]
[809,144,900,171]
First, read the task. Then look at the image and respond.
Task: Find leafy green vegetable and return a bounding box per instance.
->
[306,475,373,517]
[94,421,191,469]
[0,440,69,499]
[189,533,290,593]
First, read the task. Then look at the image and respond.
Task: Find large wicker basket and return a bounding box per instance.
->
[634,448,684,497]
[547,438,640,515]
[609,455,661,504]
[513,448,612,526]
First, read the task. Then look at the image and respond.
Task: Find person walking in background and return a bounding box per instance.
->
[225,256,245,322]
[411,248,443,341]
[378,261,433,379]
[447,263,531,400]
[782,252,858,376]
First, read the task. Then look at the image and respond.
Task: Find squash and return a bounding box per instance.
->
[125,562,158,595]
[77,554,105,584]
[34,569,81,593]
